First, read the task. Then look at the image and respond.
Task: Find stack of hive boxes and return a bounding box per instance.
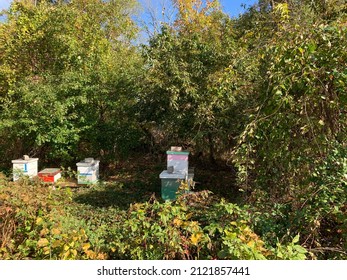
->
[159,147,194,200]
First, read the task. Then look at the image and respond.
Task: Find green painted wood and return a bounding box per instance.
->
[166,151,189,155]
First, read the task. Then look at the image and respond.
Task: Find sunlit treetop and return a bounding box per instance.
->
[172,0,223,33]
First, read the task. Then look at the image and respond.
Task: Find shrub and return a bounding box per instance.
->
[110,188,307,260]
[0,179,104,259]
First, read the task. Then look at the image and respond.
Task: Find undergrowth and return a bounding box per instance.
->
[0,174,307,260]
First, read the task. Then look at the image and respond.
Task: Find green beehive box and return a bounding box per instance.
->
[159,171,194,201]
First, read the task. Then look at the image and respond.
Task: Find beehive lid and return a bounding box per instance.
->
[12,157,39,164]
[159,170,186,179]
[76,158,99,167]
[38,168,61,176]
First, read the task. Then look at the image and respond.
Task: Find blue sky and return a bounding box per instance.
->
[219,0,257,17]
[1,0,257,17]
[0,1,257,44]
[0,0,11,10]
[133,0,257,41]
[137,0,258,20]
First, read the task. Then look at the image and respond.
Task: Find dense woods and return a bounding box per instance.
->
[1,0,347,260]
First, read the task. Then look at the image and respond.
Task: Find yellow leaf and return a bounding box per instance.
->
[40,228,49,236]
[239,235,246,242]
[190,232,203,246]
[43,247,50,255]
[63,250,70,259]
[37,238,49,247]
[71,249,77,257]
[52,240,62,248]
[97,253,106,260]
[86,250,96,259]
[173,218,183,227]
[247,240,255,247]
[82,243,91,251]
[36,217,43,225]
[51,228,61,235]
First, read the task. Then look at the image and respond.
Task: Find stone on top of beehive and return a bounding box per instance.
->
[170,146,182,152]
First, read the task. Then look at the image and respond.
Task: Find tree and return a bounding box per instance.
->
[0,0,142,166]
[138,0,245,162]
[230,0,347,257]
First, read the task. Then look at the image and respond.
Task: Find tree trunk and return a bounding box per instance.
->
[208,132,216,165]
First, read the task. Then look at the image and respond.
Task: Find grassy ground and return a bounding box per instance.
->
[3,151,240,206]
[55,154,242,239]
[70,154,240,209]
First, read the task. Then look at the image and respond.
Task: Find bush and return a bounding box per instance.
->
[0,179,105,260]
[0,176,308,260]
[110,188,307,260]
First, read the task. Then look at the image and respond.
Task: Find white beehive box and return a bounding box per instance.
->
[76,158,100,184]
[12,156,39,181]
[166,150,189,174]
